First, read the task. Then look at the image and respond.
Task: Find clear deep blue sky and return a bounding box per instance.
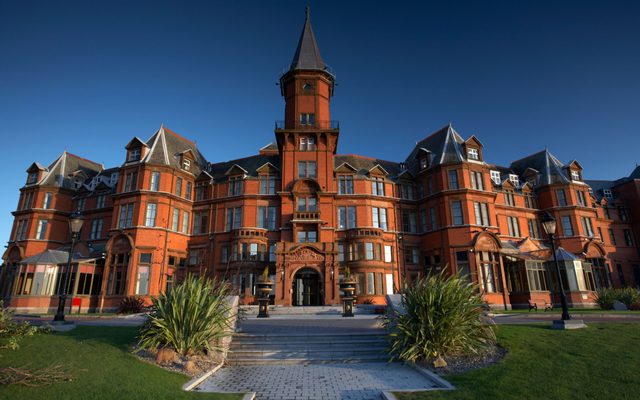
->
[1,0,639,244]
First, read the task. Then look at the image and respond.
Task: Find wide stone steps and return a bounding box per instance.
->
[227,332,390,366]
[239,305,381,316]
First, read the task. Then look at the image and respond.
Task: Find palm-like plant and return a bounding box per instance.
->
[382,269,495,367]
[138,275,233,356]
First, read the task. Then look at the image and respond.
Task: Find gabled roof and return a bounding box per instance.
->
[405,123,466,173]
[510,149,571,186]
[141,125,207,175]
[26,162,47,173]
[209,154,282,181]
[225,164,249,176]
[37,151,103,190]
[334,155,402,181]
[289,7,327,73]
[124,137,149,150]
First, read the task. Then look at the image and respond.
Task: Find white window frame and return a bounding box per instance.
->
[490,170,501,185]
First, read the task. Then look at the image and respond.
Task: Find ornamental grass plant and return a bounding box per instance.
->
[383,270,495,368]
[138,276,233,356]
[595,287,640,309]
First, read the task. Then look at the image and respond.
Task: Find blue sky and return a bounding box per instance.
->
[1,0,639,244]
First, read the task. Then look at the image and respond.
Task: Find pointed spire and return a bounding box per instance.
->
[290,7,326,71]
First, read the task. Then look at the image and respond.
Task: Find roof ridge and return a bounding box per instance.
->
[162,126,196,147]
[64,151,103,169]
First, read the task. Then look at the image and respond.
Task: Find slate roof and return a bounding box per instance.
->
[584,179,615,201]
[208,154,281,181]
[288,8,329,74]
[139,125,208,176]
[510,149,571,187]
[36,151,104,190]
[404,124,466,174]
[629,165,640,180]
[334,155,403,180]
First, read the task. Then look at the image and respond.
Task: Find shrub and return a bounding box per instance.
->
[382,270,495,367]
[616,287,640,308]
[595,288,616,310]
[138,276,233,356]
[118,296,146,314]
[0,301,39,351]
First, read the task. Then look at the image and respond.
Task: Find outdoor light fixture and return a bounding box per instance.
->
[541,213,585,329]
[53,212,84,322]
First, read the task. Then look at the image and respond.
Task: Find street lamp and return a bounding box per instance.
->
[540,212,571,321]
[53,212,84,322]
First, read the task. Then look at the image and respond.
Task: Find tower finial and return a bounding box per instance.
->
[305,6,310,20]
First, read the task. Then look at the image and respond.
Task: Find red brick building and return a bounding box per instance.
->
[2,13,639,313]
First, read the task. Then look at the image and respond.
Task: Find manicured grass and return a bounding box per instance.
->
[397,323,640,400]
[0,326,240,400]
[496,308,640,315]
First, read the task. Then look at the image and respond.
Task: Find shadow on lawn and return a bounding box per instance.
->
[55,325,139,353]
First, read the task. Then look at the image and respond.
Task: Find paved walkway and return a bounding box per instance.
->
[197,362,439,400]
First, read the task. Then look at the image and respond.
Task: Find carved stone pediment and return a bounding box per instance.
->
[288,247,325,262]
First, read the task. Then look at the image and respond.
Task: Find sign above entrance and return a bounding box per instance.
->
[289,247,325,262]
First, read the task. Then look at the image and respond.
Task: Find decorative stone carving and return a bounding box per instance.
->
[288,247,325,262]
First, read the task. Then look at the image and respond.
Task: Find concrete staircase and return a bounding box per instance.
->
[227,332,389,366]
[239,305,381,316]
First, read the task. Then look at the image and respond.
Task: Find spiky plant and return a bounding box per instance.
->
[138,275,232,356]
[382,269,495,367]
[595,288,616,310]
[117,296,146,314]
[616,287,640,308]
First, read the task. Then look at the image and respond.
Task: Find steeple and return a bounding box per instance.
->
[289,7,328,73]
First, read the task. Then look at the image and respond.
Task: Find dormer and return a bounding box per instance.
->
[256,162,280,176]
[69,170,89,190]
[489,170,502,185]
[368,164,389,178]
[464,136,483,162]
[415,148,431,170]
[179,149,196,172]
[26,162,47,185]
[334,162,357,175]
[508,174,520,187]
[567,160,583,182]
[124,137,148,163]
[522,167,540,187]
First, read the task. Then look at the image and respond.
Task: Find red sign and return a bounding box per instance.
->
[71,298,82,307]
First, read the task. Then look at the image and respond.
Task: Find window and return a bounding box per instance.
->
[556,189,567,206]
[400,183,416,200]
[96,194,106,209]
[297,230,317,242]
[175,177,182,197]
[603,189,613,199]
[509,174,519,186]
[128,148,141,162]
[490,170,501,185]
[193,212,208,234]
[402,211,417,233]
[619,207,628,222]
[474,202,490,226]
[371,207,388,230]
[561,216,573,236]
[14,219,28,241]
[124,172,137,192]
[528,219,540,239]
[229,176,243,196]
[42,192,53,209]
[135,266,149,295]
[616,264,626,286]
[27,172,38,184]
[182,158,191,171]
[220,246,229,263]
[172,208,179,231]
[145,203,157,227]
[195,183,206,200]
[75,198,86,211]
[581,217,594,237]
[299,113,315,126]
[298,161,317,179]
[338,243,345,262]
[609,228,617,245]
[150,171,160,191]
[467,148,479,160]
[429,207,438,230]
[185,182,192,200]
[455,251,471,281]
[299,136,316,150]
[507,216,520,237]
[571,170,580,181]
[365,243,374,260]
[384,245,393,263]
[139,253,152,264]
[527,261,549,291]
[404,248,420,264]
[524,194,536,209]
[371,177,385,196]
[337,206,356,229]
[21,191,34,209]
[470,171,484,190]
[181,211,190,234]
[576,190,587,207]
[259,175,277,194]
[479,251,499,293]
[297,197,317,211]
[420,157,428,170]
[598,227,604,242]
[504,190,515,207]
[367,272,375,295]
[451,201,463,225]
[258,206,277,230]
[355,273,365,295]
[448,170,459,189]
[35,219,48,240]
[89,219,103,239]
[226,207,242,231]
[420,209,427,232]
[269,243,276,262]
[338,175,354,194]
[624,229,634,246]
[376,272,384,295]
[118,203,134,228]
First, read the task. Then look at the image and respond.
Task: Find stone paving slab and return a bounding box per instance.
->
[196,362,440,400]
[238,316,384,335]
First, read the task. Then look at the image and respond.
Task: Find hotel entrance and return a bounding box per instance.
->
[292,268,322,306]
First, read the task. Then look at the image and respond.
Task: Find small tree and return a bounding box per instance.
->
[382,269,495,367]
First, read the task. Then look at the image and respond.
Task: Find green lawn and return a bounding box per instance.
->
[0,326,240,400]
[495,308,640,315]
[397,323,640,400]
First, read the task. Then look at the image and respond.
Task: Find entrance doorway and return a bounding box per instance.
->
[292,268,322,306]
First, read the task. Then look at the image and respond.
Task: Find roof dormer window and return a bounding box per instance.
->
[128,148,141,162]
[182,159,191,171]
[420,158,428,170]
[603,189,613,199]
[571,170,580,181]
[27,172,38,184]
[467,148,479,160]
[509,174,519,186]
[490,170,501,185]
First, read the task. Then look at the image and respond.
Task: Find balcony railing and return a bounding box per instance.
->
[346,227,383,240]
[275,120,340,131]
[227,252,270,263]
[292,211,321,221]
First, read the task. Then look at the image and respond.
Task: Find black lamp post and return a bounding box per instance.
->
[541,212,571,321]
[53,212,84,322]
